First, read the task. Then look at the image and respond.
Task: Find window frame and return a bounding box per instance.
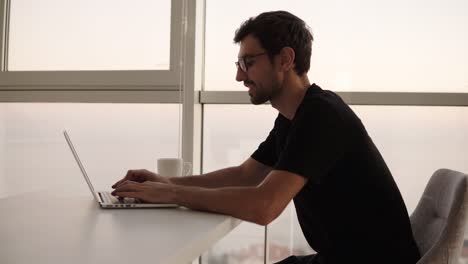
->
[200,91,468,106]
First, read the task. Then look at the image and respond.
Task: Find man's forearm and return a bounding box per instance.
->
[171,184,274,225]
[169,166,256,188]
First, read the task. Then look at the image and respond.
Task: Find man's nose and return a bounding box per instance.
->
[235,67,247,82]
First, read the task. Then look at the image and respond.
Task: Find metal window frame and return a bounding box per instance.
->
[0,0,9,72]
[200,91,468,106]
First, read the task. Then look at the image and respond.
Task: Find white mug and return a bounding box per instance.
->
[157,158,192,177]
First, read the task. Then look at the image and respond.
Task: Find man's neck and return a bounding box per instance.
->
[271,75,311,120]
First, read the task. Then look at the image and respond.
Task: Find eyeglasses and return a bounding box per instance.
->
[235,52,267,72]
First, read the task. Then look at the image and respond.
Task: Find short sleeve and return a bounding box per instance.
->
[275,100,349,183]
[251,115,284,167]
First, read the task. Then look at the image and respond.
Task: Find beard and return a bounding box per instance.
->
[248,81,281,105]
[249,87,270,105]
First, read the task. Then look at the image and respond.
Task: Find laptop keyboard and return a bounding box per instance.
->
[99,191,139,204]
[100,191,119,204]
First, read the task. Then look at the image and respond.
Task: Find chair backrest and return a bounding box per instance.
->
[410,169,468,264]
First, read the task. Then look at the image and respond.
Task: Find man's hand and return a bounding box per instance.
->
[112,169,171,189]
[111,181,175,204]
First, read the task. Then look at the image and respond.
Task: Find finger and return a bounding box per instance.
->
[119,180,140,187]
[113,169,139,188]
[112,191,142,200]
[112,181,144,194]
[112,178,131,189]
[112,179,125,188]
[112,173,130,188]
[112,183,138,192]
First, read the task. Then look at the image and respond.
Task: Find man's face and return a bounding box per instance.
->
[235,35,281,105]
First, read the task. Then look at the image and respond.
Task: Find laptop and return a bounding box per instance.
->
[64,130,178,208]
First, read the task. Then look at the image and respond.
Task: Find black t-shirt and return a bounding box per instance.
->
[251,84,421,264]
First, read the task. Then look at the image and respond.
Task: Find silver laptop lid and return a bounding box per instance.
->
[63,130,100,202]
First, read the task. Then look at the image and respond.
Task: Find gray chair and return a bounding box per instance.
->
[410,168,468,264]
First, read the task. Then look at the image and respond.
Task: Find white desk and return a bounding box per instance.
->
[0,192,241,264]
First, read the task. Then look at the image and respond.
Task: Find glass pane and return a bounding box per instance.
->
[203,104,468,262]
[353,105,468,262]
[8,0,171,71]
[0,103,180,198]
[268,203,315,263]
[351,105,468,213]
[205,0,468,92]
[202,105,276,264]
[203,105,276,173]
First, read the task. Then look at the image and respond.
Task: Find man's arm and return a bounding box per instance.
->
[113,169,306,225]
[169,157,272,188]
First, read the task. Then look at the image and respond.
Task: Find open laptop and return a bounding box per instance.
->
[64,130,178,208]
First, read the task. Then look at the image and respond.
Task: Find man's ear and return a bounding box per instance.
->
[279,47,295,72]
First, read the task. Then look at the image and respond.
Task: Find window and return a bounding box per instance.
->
[205,0,468,92]
[203,104,468,263]
[351,105,468,212]
[8,0,171,71]
[0,103,180,198]
[202,105,275,263]
[203,1,468,261]
[0,0,187,89]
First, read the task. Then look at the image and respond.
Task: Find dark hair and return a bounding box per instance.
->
[234,11,313,76]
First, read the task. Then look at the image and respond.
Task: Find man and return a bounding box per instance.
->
[112,11,421,264]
